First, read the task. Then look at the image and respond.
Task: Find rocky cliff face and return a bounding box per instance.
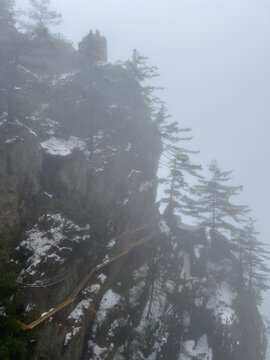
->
[0,32,266,360]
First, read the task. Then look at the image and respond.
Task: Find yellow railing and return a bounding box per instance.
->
[17,230,154,330]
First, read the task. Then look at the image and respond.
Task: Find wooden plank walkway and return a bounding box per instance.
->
[17,231,154,330]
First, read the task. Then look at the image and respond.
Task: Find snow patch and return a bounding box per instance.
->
[96,289,121,324]
[97,273,107,284]
[107,239,116,248]
[40,136,86,156]
[180,335,213,360]
[127,169,141,179]
[129,280,145,307]
[139,180,154,193]
[15,120,37,137]
[159,220,170,235]
[18,214,90,277]
[108,318,128,337]
[181,252,193,280]
[178,222,201,232]
[88,340,107,359]
[43,191,53,199]
[89,284,101,294]
[194,245,203,259]
[133,264,149,280]
[206,281,237,325]
[64,326,81,346]
[68,298,92,323]
[52,71,78,87]
[124,143,132,151]
[6,137,21,144]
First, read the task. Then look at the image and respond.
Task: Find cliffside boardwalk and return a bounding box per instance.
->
[17,229,155,330]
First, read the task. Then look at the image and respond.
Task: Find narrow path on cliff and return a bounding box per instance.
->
[18,218,156,288]
[16,221,155,330]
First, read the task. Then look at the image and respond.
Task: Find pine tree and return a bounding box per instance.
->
[121,48,159,83]
[153,104,193,150]
[240,219,270,304]
[119,48,160,108]
[160,150,201,223]
[192,160,249,235]
[25,0,61,35]
[154,103,202,223]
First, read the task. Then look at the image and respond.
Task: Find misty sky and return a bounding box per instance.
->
[16,0,270,311]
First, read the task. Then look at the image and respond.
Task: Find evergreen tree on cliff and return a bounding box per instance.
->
[160,148,201,223]
[240,218,270,304]
[119,48,160,109]
[25,0,62,35]
[192,160,249,235]
[155,104,201,223]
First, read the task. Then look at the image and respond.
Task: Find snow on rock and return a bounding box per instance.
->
[18,214,90,277]
[178,222,201,232]
[25,304,35,313]
[181,252,193,280]
[43,191,53,199]
[51,71,79,87]
[193,245,204,259]
[139,180,154,193]
[15,119,38,137]
[97,273,107,284]
[108,318,128,337]
[133,263,149,280]
[127,169,141,179]
[112,346,125,360]
[159,220,170,235]
[124,143,132,151]
[68,299,93,323]
[0,306,6,316]
[96,289,121,324]
[64,326,81,346]
[107,239,116,248]
[17,64,42,80]
[90,284,101,293]
[206,281,237,325]
[40,118,59,135]
[108,103,120,110]
[40,136,86,156]
[6,136,23,144]
[129,280,145,307]
[180,335,213,360]
[88,340,107,360]
[82,284,101,296]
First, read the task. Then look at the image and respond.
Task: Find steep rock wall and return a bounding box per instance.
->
[0,34,266,360]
